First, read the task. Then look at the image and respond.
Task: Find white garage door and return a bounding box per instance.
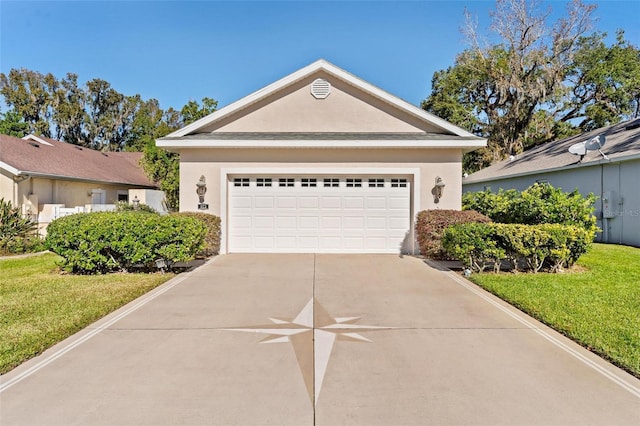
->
[228,176,411,253]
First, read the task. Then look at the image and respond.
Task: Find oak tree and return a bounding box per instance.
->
[421,0,640,172]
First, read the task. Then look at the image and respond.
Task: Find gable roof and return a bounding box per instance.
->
[158,59,486,152]
[0,134,156,187]
[464,119,640,184]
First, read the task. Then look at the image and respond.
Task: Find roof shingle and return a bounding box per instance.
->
[465,119,640,183]
[0,134,156,187]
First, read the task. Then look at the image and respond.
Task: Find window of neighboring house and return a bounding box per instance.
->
[90,189,106,204]
[117,191,129,202]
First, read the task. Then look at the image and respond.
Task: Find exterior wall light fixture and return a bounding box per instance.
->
[196,175,208,210]
[433,176,445,203]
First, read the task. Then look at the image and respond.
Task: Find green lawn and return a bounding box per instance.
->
[468,243,640,378]
[0,253,174,374]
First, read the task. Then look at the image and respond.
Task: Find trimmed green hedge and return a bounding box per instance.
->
[415,209,492,259]
[45,212,206,274]
[442,223,593,273]
[172,212,221,257]
[462,183,598,234]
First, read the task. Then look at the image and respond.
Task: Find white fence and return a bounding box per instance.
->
[47,204,117,221]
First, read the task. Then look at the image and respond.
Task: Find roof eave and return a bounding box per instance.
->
[4,167,156,188]
[0,161,20,176]
[463,151,640,185]
[156,139,487,151]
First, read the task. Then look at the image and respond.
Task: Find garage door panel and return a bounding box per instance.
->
[343,217,364,229]
[228,177,411,253]
[254,236,275,249]
[388,196,410,209]
[365,237,387,249]
[253,216,274,229]
[298,236,319,249]
[276,216,297,229]
[343,197,365,209]
[389,217,410,229]
[343,237,364,249]
[366,217,387,229]
[298,197,320,208]
[321,217,341,229]
[253,197,274,209]
[233,196,253,208]
[277,197,297,208]
[276,236,296,249]
[298,217,319,229]
[321,197,341,208]
[232,236,252,250]
[320,236,341,248]
[366,197,387,209]
[232,216,252,229]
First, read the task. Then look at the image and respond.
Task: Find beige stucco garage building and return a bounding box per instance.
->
[158,60,486,254]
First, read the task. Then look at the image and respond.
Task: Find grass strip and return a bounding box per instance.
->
[0,253,174,374]
[468,243,640,378]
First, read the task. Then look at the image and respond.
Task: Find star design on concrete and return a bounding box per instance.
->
[224,298,396,406]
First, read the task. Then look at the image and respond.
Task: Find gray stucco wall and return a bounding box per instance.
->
[462,159,640,247]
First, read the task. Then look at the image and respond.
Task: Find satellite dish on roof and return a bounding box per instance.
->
[585,135,606,150]
[567,134,608,162]
[568,142,587,156]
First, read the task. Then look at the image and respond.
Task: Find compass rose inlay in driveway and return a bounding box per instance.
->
[224,297,396,406]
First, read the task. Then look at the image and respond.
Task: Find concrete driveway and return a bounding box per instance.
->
[1,254,639,425]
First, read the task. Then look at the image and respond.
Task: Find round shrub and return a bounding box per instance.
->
[171,212,221,257]
[415,209,491,259]
[45,212,206,274]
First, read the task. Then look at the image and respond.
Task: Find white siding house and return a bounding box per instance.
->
[463,119,640,247]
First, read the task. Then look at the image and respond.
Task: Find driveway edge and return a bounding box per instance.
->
[432,261,640,399]
[0,256,219,392]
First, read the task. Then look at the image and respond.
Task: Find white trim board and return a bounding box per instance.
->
[157,139,486,152]
[219,167,421,255]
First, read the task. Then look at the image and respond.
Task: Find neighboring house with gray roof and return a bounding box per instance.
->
[463,119,640,247]
[0,134,163,231]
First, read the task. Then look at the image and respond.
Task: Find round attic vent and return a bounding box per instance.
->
[311,78,331,99]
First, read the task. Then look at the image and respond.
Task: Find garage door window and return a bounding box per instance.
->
[234,178,250,187]
[279,178,295,187]
[368,178,384,188]
[324,178,339,188]
[391,178,408,188]
[301,178,317,187]
[346,178,362,188]
[257,178,272,187]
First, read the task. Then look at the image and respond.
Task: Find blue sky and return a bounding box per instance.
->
[1,1,639,112]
